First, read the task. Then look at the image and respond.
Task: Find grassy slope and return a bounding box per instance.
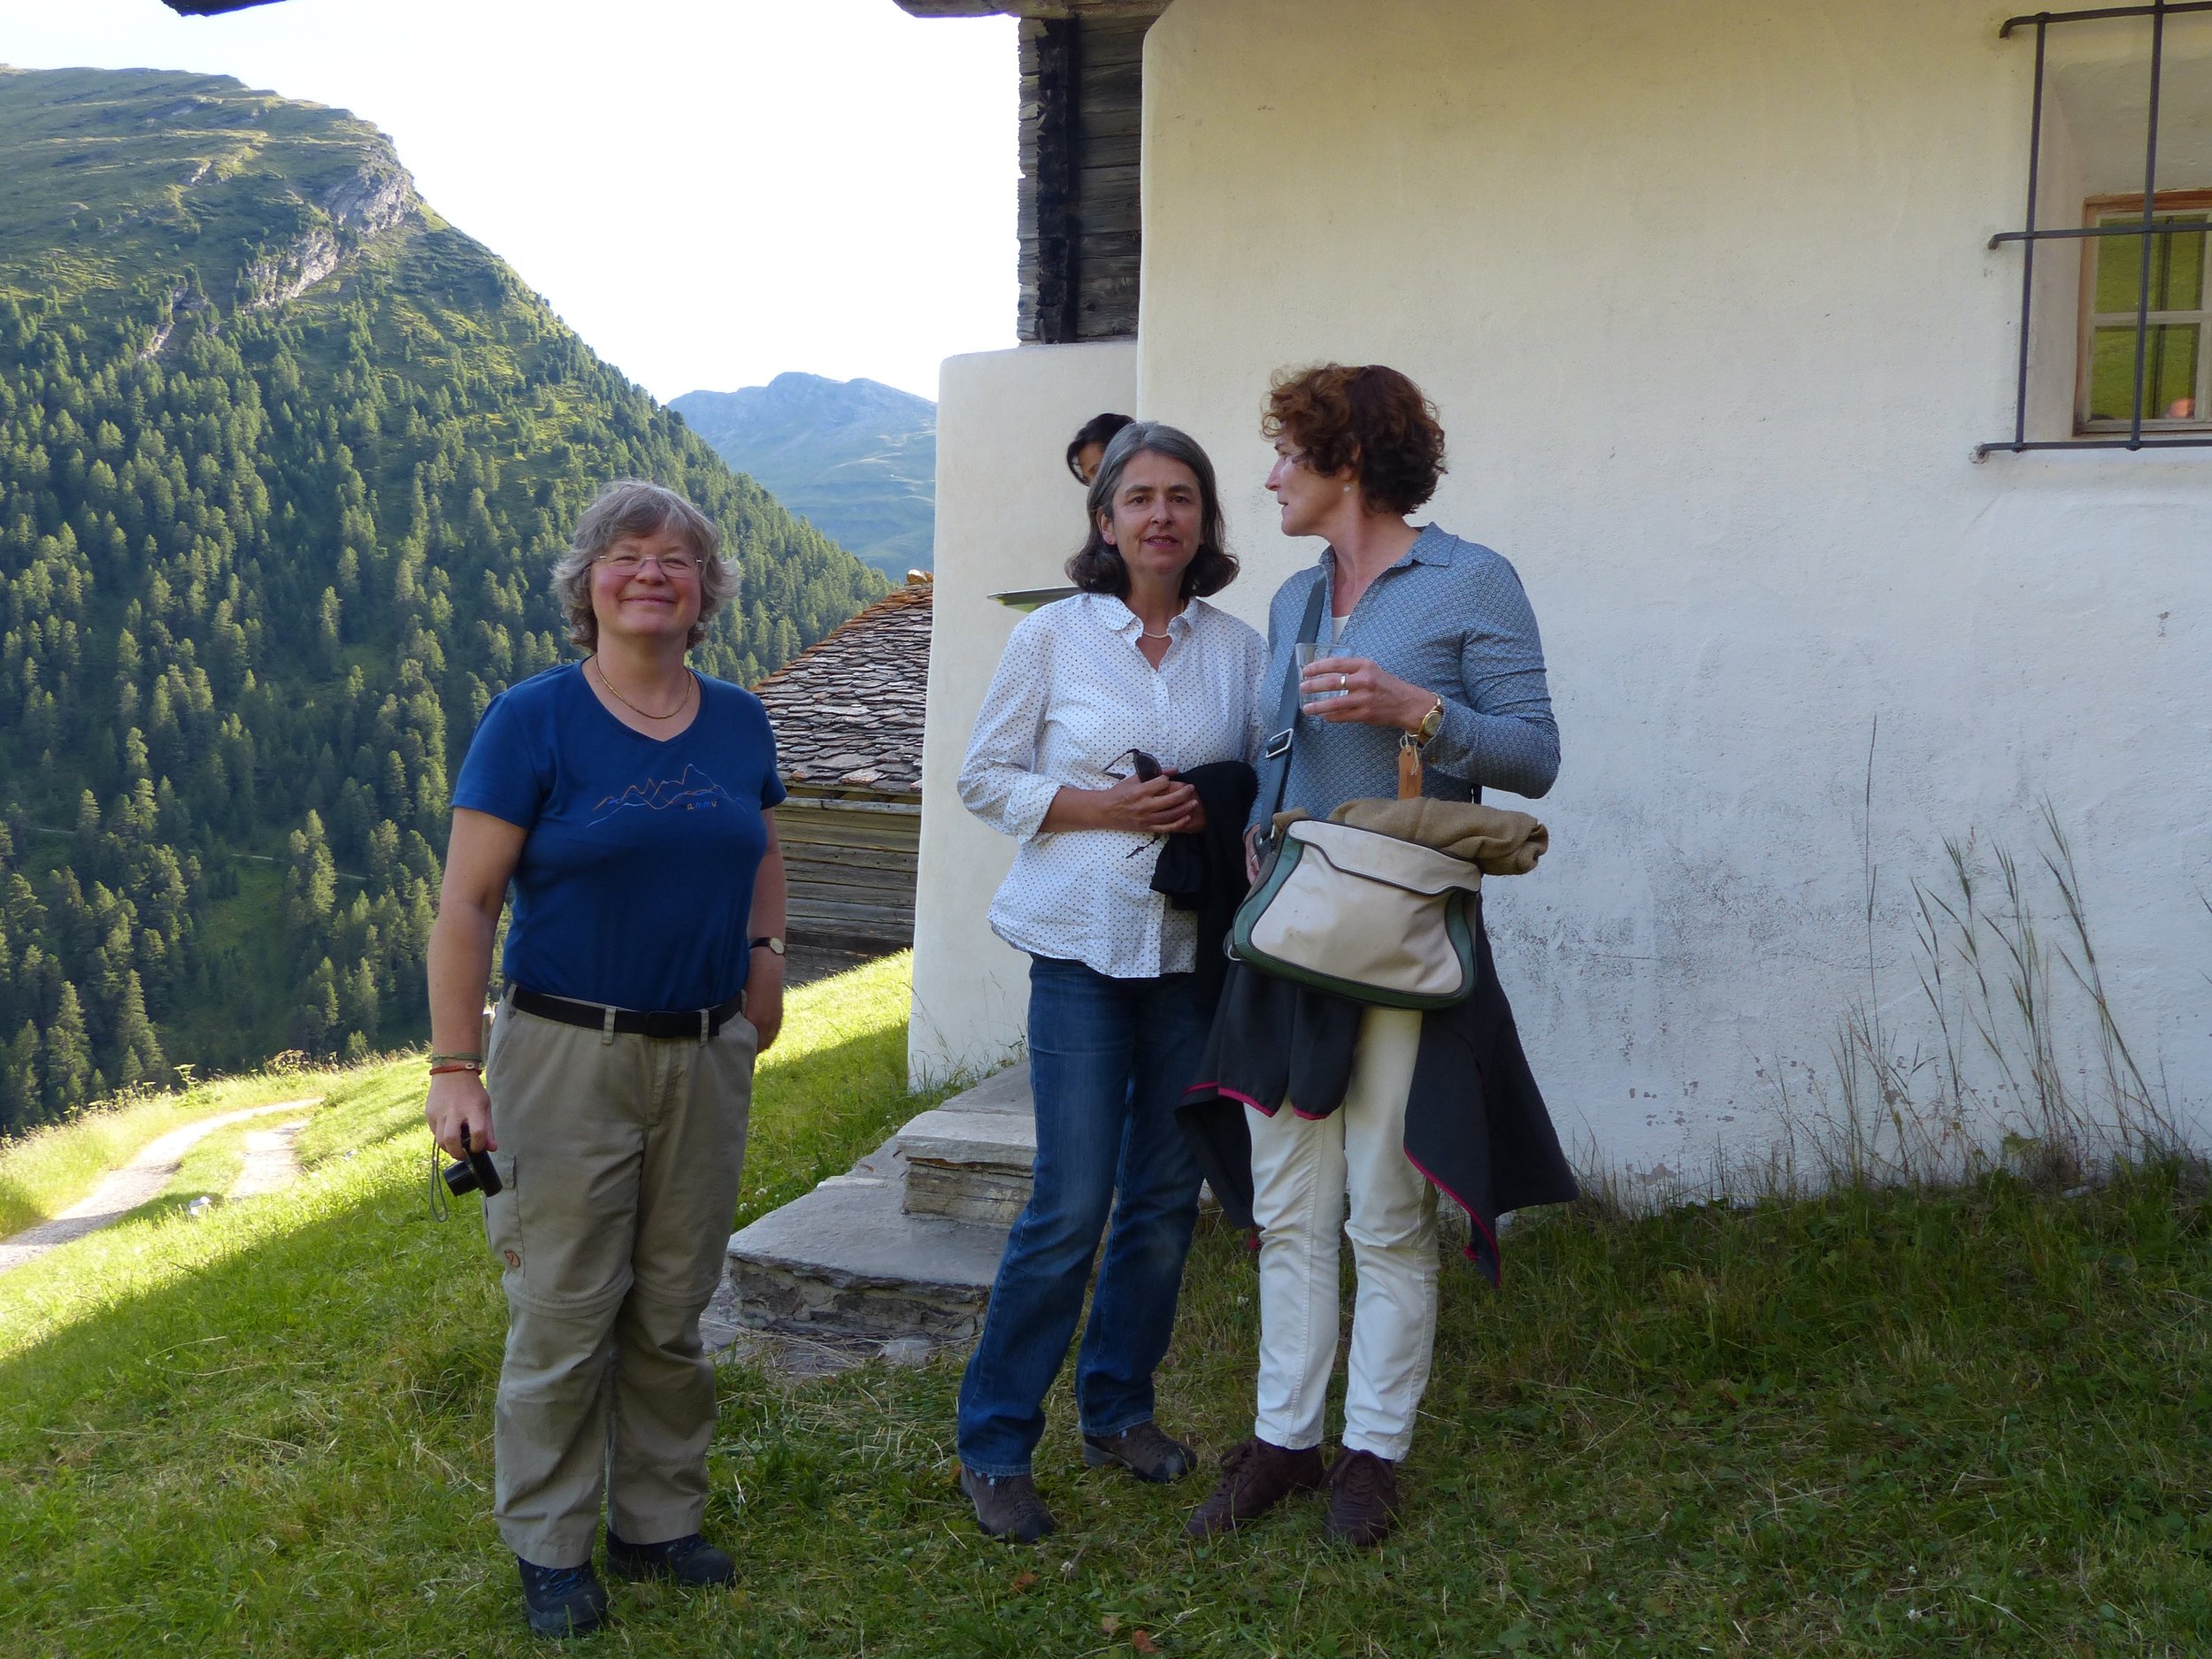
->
[0,1062,344,1239]
[2,956,2209,1655]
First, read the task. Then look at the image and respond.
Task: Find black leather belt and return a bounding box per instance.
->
[508,987,746,1041]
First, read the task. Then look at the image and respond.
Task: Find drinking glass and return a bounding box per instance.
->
[1294,641,1352,708]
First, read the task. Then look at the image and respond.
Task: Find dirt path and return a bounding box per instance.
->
[227,1120,308,1201]
[0,1098,321,1275]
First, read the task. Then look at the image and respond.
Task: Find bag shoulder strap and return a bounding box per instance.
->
[1255,577,1328,841]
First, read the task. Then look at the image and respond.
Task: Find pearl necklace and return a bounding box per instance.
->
[591,656,695,721]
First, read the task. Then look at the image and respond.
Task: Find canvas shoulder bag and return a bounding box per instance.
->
[1229,580,1483,1010]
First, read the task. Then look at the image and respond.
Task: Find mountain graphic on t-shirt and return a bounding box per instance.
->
[589,765,740,825]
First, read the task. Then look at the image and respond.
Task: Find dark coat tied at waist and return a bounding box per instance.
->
[1178,901,1577,1286]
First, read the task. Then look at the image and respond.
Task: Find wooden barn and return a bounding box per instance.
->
[752,575,932,971]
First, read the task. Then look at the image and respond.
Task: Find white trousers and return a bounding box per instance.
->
[1248,1005,1439,1463]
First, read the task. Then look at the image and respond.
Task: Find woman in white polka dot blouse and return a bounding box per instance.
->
[951,421,1268,1542]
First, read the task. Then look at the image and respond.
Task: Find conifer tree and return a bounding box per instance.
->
[113,970,164,1087]
[0,1020,38,1132]
[299,957,340,1054]
[42,981,91,1113]
[342,956,379,1043]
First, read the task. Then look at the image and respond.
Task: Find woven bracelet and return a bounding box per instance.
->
[427,1062,482,1077]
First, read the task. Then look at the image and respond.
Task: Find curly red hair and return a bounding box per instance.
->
[1263,364,1447,515]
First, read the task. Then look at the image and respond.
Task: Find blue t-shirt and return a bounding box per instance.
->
[451,663,786,1010]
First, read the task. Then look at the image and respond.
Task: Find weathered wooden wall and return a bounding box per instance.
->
[774,792,921,958]
[1018,11,1159,342]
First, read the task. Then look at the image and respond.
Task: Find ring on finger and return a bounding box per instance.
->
[1337,672,1348,690]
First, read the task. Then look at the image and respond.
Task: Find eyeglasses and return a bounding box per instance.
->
[596,550,699,577]
[1113,749,1164,856]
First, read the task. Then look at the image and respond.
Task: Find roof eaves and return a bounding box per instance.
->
[892,2,1167,19]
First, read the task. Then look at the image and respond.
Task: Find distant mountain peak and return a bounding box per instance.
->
[672,376,937,577]
[0,65,426,331]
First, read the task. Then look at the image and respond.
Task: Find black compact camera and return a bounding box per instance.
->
[443,1125,503,1198]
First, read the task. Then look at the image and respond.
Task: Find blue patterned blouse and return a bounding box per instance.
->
[1253,524,1559,826]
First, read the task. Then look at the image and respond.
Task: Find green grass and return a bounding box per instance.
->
[0,1065,345,1240]
[3,955,2210,1655]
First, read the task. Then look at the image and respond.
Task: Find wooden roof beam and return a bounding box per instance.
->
[895,2,1167,19]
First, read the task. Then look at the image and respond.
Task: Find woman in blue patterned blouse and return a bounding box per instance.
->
[1187,365,1561,1548]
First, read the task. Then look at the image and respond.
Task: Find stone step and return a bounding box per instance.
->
[897,1071,1037,1226]
[721,1067,1046,1344]
[724,1132,1010,1342]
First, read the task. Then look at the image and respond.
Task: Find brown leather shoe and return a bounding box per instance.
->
[1184,1437,1325,1539]
[1323,1448,1401,1545]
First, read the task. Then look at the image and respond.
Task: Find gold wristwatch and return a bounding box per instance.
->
[1413,695,1446,746]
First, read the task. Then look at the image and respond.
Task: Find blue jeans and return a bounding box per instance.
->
[956,956,1212,1477]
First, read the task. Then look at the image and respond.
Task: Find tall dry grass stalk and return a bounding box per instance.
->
[1778,794,2190,1196]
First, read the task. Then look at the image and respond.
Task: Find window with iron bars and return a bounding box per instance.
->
[1982,3,2212,456]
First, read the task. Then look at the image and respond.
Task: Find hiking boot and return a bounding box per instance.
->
[1323,1448,1402,1546]
[960,1465,1058,1542]
[1082,1421,1197,1483]
[1183,1436,1325,1539]
[517,1556,610,1640]
[605,1530,735,1586]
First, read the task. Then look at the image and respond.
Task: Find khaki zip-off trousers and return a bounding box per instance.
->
[481,997,756,1567]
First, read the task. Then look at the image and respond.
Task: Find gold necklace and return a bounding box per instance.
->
[591,656,695,721]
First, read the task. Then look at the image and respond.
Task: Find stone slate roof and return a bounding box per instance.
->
[753,577,932,800]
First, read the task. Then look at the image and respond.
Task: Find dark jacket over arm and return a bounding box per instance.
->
[1178,899,1577,1286]
[1149,760,1258,1008]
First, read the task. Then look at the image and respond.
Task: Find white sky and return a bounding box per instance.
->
[1,0,1018,402]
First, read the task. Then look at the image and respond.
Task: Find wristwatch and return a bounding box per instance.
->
[750,935,786,957]
[1413,695,1446,745]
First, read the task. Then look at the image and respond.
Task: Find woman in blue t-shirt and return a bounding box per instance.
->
[425,479,787,1640]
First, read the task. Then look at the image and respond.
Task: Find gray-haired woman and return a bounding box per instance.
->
[425,479,787,1638]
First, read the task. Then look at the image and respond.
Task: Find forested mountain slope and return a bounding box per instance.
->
[0,66,889,1131]
[672,373,936,576]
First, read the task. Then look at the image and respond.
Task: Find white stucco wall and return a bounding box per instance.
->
[1122,0,2212,1188]
[909,341,1138,1083]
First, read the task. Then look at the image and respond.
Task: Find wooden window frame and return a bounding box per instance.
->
[2077,189,2212,434]
[1980,2,2212,456]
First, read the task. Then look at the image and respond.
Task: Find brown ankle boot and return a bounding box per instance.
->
[960,1466,1058,1542]
[1184,1437,1325,1539]
[1322,1448,1401,1545]
[1083,1421,1197,1483]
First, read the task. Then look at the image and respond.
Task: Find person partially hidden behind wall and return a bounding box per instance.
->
[425,479,788,1640]
[1065,411,1135,486]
